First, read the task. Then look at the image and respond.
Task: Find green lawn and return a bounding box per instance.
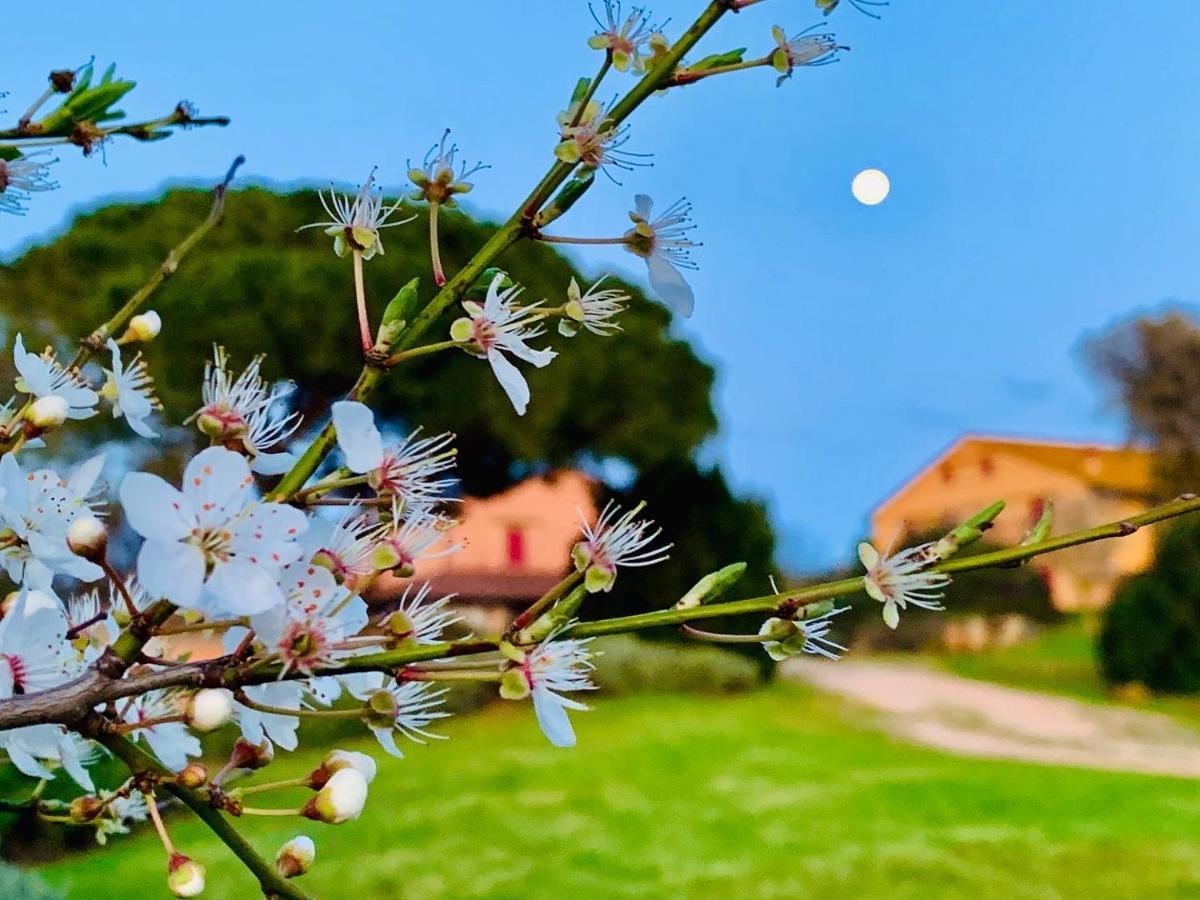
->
[32,682,1200,899]
[931,617,1200,727]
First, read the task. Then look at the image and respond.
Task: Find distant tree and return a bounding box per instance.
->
[1082,308,1200,496]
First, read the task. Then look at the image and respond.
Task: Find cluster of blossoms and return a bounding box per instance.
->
[0,3,989,896]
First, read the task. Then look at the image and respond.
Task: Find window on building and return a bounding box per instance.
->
[506,526,526,566]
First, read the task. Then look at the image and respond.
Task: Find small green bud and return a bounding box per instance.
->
[584,565,615,594]
[672,562,747,610]
[375,278,420,353]
[1020,501,1054,547]
[932,500,1006,560]
[516,584,588,645]
[533,169,596,229]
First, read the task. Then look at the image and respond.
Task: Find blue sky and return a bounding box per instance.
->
[4,1,1200,570]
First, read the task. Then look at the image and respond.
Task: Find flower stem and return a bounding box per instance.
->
[535,234,627,246]
[570,55,613,129]
[402,668,500,683]
[110,713,186,734]
[667,57,772,87]
[235,695,361,719]
[510,570,583,633]
[240,805,306,817]
[144,792,176,856]
[101,559,140,618]
[152,617,247,637]
[236,776,313,796]
[680,624,767,644]
[352,249,373,352]
[384,340,461,367]
[429,201,446,287]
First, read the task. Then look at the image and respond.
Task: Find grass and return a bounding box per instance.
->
[31,682,1200,899]
[930,617,1200,727]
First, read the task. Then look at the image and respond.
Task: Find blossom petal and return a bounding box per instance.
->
[120,473,194,540]
[332,401,384,473]
[207,558,285,616]
[487,350,531,416]
[645,254,694,317]
[532,687,577,748]
[137,540,206,609]
[181,447,254,528]
[250,451,296,476]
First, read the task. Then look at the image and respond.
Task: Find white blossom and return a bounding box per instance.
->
[300,170,414,260]
[380,581,461,646]
[450,273,557,416]
[248,560,368,680]
[858,540,950,629]
[100,339,159,438]
[123,691,201,772]
[12,334,98,420]
[770,24,844,86]
[191,346,300,475]
[587,1,664,72]
[0,152,58,215]
[572,500,671,593]
[332,401,457,508]
[0,453,106,589]
[307,509,386,588]
[560,275,628,337]
[0,589,80,697]
[230,677,303,752]
[506,637,596,749]
[352,676,449,758]
[0,723,96,791]
[120,446,308,615]
[623,195,700,317]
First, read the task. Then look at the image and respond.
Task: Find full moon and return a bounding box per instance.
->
[851,168,890,206]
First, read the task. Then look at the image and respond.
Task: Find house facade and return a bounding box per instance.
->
[871,435,1156,611]
[372,469,597,633]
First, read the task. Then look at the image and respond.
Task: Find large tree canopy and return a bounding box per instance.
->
[1,186,718,494]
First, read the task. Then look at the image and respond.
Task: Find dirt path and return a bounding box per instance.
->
[785,658,1200,778]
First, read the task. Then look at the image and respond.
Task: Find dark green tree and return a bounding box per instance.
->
[1099,516,1200,693]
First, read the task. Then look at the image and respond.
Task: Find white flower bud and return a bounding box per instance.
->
[303,768,368,824]
[317,749,377,785]
[124,310,162,343]
[167,854,206,898]
[28,395,69,429]
[275,835,316,879]
[66,516,108,561]
[187,689,233,732]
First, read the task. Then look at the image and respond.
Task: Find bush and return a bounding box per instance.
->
[592,635,763,695]
[1100,517,1200,693]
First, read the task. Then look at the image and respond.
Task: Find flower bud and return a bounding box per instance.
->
[227,737,274,772]
[121,310,162,344]
[69,794,105,822]
[167,853,206,898]
[673,562,747,610]
[177,762,209,790]
[66,516,108,562]
[275,835,316,879]
[309,749,377,789]
[187,689,233,732]
[302,768,368,824]
[28,395,69,430]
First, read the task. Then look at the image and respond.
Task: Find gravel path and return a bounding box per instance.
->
[785,658,1200,778]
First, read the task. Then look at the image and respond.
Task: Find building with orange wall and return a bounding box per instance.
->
[871,435,1157,611]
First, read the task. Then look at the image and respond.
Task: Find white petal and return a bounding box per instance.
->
[332,401,384,473]
[181,447,254,526]
[67,454,105,498]
[120,473,194,540]
[207,558,285,615]
[857,542,880,569]
[137,541,206,608]
[532,688,577,748]
[487,350,531,416]
[373,727,404,758]
[882,601,900,629]
[645,254,694,317]
[499,335,557,369]
[633,194,654,221]
[250,451,296,475]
